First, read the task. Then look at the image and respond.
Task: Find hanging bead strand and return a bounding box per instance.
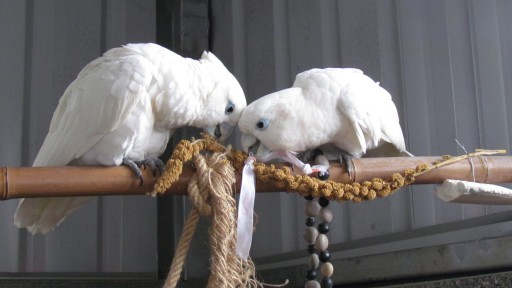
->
[304,196,321,288]
[317,196,333,288]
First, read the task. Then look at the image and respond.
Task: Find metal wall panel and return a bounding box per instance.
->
[0,0,157,273]
[1,0,511,280]
[0,0,27,273]
[210,1,512,273]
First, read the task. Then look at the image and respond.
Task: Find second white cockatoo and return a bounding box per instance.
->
[14,43,246,234]
[238,68,411,175]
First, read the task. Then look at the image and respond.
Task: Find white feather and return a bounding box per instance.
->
[238,68,410,158]
[14,43,246,234]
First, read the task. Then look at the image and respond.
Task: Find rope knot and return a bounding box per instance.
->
[164,151,263,288]
[187,153,213,217]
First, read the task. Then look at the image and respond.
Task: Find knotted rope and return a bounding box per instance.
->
[163,151,261,288]
[155,135,504,287]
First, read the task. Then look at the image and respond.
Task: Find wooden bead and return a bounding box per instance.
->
[306,269,317,280]
[319,250,331,262]
[305,200,321,217]
[318,197,330,207]
[303,227,318,244]
[318,222,329,234]
[314,234,329,251]
[307,244,316,254]
[321,277,333,288]
[305,280,321,288]
[320,262,334,277]
[319,207,333,223]
[318,171,330,180]
[309,253,319,270]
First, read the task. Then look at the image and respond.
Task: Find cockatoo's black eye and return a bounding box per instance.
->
[225,101,235,114]
[256,118,269,130]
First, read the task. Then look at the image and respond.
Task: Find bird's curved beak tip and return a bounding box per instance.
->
[241,133,259,154]
[205,123,234,142]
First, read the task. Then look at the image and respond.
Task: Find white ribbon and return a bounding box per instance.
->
[236,156,256,259]
[236,150,329,259]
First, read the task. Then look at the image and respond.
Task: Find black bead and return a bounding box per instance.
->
[307,244,316,254]
[306,269,317,280]
[318,222,330,234]
[319,250,331,262]
[321,277,333,288]
[319,197,330,207]
[304,195,314,201]
[318,171,330,180]
[306,217,315,227]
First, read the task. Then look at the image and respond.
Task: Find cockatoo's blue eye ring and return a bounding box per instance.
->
[225,101,235,114]
[256,118,269,130]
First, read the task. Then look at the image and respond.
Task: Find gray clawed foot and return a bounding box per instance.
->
[122,159,144,186]
[135,157,165,176]
[122,157,165,187]
[338,152,354,179]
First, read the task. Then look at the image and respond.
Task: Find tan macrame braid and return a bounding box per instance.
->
[163,151,262,288]
[154,134,428,202]
[155,135,504,288]
[154,135,504,201]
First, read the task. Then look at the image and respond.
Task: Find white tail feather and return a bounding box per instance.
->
[14,197,92,234]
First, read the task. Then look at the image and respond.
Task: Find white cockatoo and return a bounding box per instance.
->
[238,68,411,174]
[14,43,246,234]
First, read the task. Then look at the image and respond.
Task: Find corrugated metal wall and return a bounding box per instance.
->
[1,0,511,283]
[210,0,512,273]
[0,0,157,273]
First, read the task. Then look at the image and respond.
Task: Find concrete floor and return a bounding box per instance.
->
[1,270,512,288]
[347,270,512,288]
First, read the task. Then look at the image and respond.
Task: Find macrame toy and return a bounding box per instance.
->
[154,135,287,288]
[153,134,506,287]
[161,151,260,288]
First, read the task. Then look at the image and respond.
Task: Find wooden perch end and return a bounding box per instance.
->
[1,155,511,200]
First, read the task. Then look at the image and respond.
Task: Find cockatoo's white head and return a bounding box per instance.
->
[238,87,306,156]
[199,51,246,141]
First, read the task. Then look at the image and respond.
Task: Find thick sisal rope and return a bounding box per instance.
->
[163,152,261,288]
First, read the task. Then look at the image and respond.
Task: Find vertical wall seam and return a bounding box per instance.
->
[466,1,484,149]
[96,1,108,272]
[393,0,416,230]
[100,0,108,53]
[443,2,459,146]
[273,0,291,89]
[497,1,512,150]
[492,3,510,150]
[119,196,124,271]
[21,1,34,168]
[231,0,247,90]
[18,0,34,273]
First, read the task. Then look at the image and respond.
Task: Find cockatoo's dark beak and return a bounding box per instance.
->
[241,133,257,153]
[205,122,234,142]
[214,125,222,138]
[241,133,270,156]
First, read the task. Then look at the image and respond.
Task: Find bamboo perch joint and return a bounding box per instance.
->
[1,155,511,201]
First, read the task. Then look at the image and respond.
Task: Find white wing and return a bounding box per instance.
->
[14,50,155,234]
[296,68,405,156]
[34,53,154,166]
[336,71,406,155]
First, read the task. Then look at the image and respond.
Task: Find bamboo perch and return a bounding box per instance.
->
[1,156,511,201]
